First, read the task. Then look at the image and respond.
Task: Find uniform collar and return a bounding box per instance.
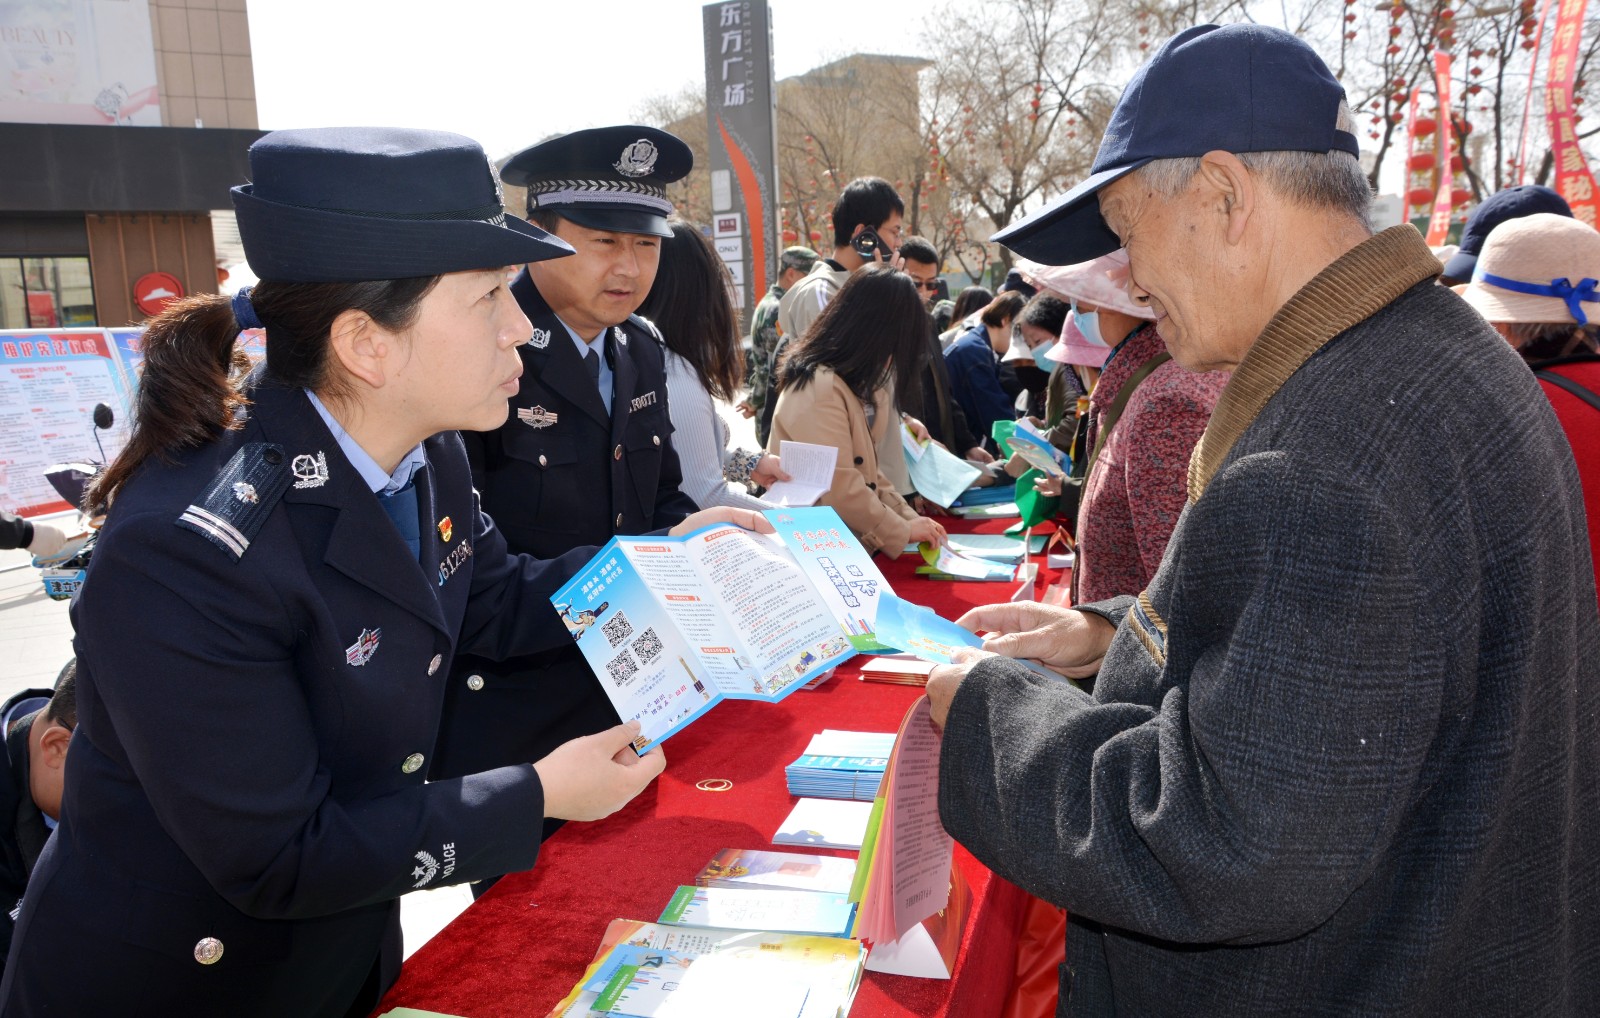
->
[303,389,426,495]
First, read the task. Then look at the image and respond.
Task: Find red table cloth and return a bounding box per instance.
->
[375,518,1063,1018]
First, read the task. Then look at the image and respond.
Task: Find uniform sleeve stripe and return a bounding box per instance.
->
[178,508,248,558]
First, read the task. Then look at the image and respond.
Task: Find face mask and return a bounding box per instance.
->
[1032,346,1056,372]
[1071,305,1104,348]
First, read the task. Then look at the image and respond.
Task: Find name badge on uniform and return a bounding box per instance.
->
[438,540,473,586]
[528,327,550,350]
[517,406,558,429]
[630,390,658,413]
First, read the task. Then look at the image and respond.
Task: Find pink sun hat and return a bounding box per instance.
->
[1017,250,1156,318]
[1045,316,1111,367]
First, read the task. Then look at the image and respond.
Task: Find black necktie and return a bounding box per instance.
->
[377,480,421,561]
[584,347,601,389]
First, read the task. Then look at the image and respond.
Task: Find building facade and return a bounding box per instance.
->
[0,0,262,328]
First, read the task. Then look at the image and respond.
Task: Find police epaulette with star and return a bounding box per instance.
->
[175,442,291,560]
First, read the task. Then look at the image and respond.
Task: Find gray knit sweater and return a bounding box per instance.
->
[938,227,1600,1016]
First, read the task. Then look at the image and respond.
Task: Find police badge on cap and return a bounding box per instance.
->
[500,125,693,239]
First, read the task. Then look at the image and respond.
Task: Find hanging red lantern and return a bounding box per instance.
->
[1408,187,1436,206]
[1390,25,1403,37]
[1450,154,1464,172]
[1346,12,1357,22]
[781,228,798,243]
[1391,3,1405,17]
[1413,116,1437,135]
[1467,84,1482,95]
[1388,43,1402,54]
[1409,151,1437,172]
[1451,188,1471,206]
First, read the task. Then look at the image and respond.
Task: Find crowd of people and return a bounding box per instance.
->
[0,18,1596,1018]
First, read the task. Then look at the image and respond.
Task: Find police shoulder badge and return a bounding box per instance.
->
[614,138,659,178]
[291,451,329,490]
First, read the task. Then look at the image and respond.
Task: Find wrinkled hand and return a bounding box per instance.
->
[927,648,992,728]
[671,507,776,537]
[534,721,666,822]
[911,495,956,518]
[736,401,757,419]
[908,516,947,548]
[956,602,1115,680]
[751,453,790,488]
[965,446,995,464]
[1033,475,1063,498]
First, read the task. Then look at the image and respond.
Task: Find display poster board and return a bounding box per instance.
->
[0,329,133,516]
[0,0,162,126]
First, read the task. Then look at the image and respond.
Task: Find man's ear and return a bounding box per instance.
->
[1197,150,1255,245]
[849,223,866,239]
[326,308,389,390]
[38,723,70,768]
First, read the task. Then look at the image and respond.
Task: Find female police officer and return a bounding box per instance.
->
[0,127,765,1017]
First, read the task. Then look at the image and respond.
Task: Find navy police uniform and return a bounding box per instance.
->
[0,379,596,1016]
[0,689,52,969]
[435,127,700,780]
[0,126,584,1017]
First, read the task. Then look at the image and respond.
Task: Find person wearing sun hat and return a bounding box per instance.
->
[1458,211,1600,601]
[0,127,766,1017]
[1438,183,1574,285]
[925,22,1599,1017]
[1023,250,1226,605]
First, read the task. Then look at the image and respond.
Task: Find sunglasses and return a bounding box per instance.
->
[911,279,941,292]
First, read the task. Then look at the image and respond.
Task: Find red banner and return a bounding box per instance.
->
[1515,0,1556,184]
[1427,52,1455,246]
[1545,0,1600,227]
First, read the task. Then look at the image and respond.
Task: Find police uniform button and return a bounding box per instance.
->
[614,512,624,528]
[194,937,224,965]
[853,456,864,465]
[467,674,485,691]
[652,435,661,447]
[427,654,442,676]
[538,454,548,468]
[263,448,283,465]
[867,481,877,490]
[402,752,425,774]
[613,444,623,460]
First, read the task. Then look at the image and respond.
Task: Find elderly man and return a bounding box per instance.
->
[929,24,1599,1017]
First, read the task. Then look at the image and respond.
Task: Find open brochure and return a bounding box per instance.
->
[762,441,838,507]
[1002,418,1068,477]
[550,507,894,751]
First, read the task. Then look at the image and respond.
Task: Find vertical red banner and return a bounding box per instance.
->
[1515,0,1557,184]
[1546,0,1600,227]
[1427,52,1455,246]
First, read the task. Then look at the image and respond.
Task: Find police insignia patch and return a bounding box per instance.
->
[517,406,558,429]
[614,138,659,178]
[437,516,453,543]
[613,326,628,347]
[345,627,382,666]
[232,482,258,504]
[528,327,550,349]
[291,451,329,490]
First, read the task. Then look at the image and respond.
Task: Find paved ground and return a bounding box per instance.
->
[0,402,760,958]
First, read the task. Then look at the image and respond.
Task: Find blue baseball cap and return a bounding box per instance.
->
[1441,185,1574,282]
[993,24,1360,266]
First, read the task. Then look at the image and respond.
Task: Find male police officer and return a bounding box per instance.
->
[433,126,700,796]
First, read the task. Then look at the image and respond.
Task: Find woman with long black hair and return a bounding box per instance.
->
[0,127,761,1017]
[768,265,946,556]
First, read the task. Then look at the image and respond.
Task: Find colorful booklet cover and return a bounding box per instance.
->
[549,507,893,751]
[1003,418,1069,477]
[659,885,857,938]
[695,849,858,895]
[550,919,865,1018]
[785,730,895,801]
[773,797,875,850]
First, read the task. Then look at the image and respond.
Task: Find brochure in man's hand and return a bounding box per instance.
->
[550,507,897,752]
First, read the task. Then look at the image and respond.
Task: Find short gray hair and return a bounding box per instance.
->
[1130,103,1373,225]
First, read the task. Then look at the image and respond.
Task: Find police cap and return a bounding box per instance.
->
[501,125,693,239]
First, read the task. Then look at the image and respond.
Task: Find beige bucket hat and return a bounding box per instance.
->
[1458,212,1600,325]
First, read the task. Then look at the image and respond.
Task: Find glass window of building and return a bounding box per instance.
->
[0,257,97,329]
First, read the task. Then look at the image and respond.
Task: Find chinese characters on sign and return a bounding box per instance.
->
[1545,0,1600,226]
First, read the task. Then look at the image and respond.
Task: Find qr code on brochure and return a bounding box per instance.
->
[633,627,664,664]
[606,649,639,687]
[601,610,634,648]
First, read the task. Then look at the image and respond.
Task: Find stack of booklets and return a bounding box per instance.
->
[858,654,936,686]
[547,919,865,1018]
[694,848,856,895]
[659,885,857,938]
[784,730,896,801]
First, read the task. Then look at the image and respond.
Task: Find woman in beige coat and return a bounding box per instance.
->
[768,265,947,556]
